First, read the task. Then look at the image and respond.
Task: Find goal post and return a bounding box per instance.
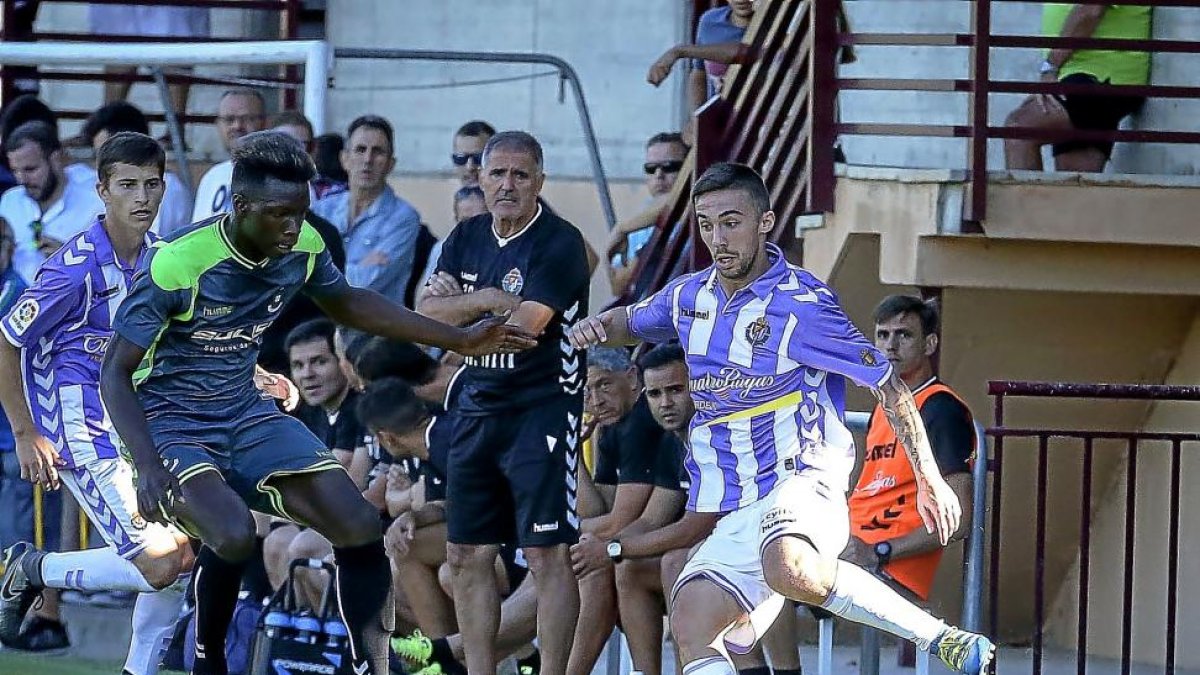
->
[0,39,331,133]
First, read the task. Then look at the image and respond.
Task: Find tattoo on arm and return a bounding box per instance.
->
[875,374,937,481]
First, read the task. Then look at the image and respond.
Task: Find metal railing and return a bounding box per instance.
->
[987,381,1200,674]
[0,0,303,119]
[821,0,1200,223]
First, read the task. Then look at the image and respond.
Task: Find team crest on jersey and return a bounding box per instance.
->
[8,298,39,336]
[502,268,525,295]
[130,514,148,530]
[861,349,878,366]
[745,316,770,347]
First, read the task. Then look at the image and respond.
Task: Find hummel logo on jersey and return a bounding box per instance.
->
[533,521,559,533]
[460,272,478,282]
[94,285,121,300]
[201,305,233,318]
[680,308,710,320]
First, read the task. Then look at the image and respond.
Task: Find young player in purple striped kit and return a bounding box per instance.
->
[567,163,995,675]
[0,132,192,675]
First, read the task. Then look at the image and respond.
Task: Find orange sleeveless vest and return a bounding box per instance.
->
[848,381,974,600]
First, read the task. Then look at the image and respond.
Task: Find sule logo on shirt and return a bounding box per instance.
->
[8,298,39,336]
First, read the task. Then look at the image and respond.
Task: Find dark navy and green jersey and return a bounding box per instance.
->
[114,215,346,415]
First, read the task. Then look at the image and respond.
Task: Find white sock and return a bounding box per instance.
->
[682,656,736,675]
[820,561,946,651]
[39,548,156,593]
[122,582,187,675]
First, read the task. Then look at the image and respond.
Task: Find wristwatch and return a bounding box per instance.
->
[606,540,624,563]
[1039,59,1059,75]
[874,541,893,566]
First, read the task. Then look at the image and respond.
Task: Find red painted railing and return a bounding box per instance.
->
[987,381,1200,674]
[0,0,304,120]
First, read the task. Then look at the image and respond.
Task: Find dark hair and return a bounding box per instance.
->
[220,88,266,110]
[346,115,394,156]
[482,130,543,170]
[357,377,434,435]
[82,101,149,144]
[353,337,439,386]
[646,132,688,150]
[96,132,165,183]
[313,133,347,182]
[0,95,56,141]
[692,162,770,216]
[873,295,939,338]
[455,120,496,139]
[4,121,60,156]
[285,318,337,355]
[637,342,687,374]
[338,327,371,364]
[453,185,484,205]
[230,130,315,196]
[270,110,314,138]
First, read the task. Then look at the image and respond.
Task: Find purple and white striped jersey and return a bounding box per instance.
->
[0,218,152,468]
[627,243,892,513]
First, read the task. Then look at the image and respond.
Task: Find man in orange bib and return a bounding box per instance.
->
[846,295,975,606]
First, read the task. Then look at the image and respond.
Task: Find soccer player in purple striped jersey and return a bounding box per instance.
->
[0,132,192,674]
[567,163,995,675]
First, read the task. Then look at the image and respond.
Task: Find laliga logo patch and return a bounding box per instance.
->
[502,267,524,295]
[744,316,770,347]
[8,298,39,336]
[860,348,878,367]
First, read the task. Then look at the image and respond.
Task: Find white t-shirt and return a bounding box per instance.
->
[192,159,233,222]
[0,176,104,282]
[65,163,194,237]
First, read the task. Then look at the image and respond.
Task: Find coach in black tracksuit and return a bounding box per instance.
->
[416,130,589,675]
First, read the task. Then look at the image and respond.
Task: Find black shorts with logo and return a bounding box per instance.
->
[446,395,583,548]
[1053,72,1145,159]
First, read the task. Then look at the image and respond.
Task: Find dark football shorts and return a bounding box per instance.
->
[1053,72,1145,159]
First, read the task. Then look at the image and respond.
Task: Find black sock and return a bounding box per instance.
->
[515,648,540,675]
[239,535,272,602]
[739,668,771,675]
[430,637,466,674]
[333,539,394,675]
[192,545,250,675]
[774,669,803,675]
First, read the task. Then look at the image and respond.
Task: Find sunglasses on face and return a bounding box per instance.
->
[644,160,684,175]
[451,152,483,167]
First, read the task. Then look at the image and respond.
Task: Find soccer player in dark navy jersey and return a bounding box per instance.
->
[99,131,536,675]
[417,131,589,675]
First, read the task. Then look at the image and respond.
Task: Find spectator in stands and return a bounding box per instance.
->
[648,0,756,110]
[0,95,58,195]
[89,4,209,143]
[566,347,675,675]
[0,122,103,282]
[1003,4,1151,172]
[72,101,193,236]
[451,120,496,188]
[192,88,266,221]
[314,115,423,304]
[271,110,315,156]
[313,133,349,199]
[453,185,487,224]
[606,132,689,295]
[845,295,975,663]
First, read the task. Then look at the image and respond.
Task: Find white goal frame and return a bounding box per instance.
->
[0,40,331,133]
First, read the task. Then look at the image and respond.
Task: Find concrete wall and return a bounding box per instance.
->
[325,0,688,181]
[839,2,1200,175]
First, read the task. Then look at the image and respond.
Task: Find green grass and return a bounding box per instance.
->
[0,649,128,675]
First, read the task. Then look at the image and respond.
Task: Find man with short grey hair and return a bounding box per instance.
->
[417,130,590,675]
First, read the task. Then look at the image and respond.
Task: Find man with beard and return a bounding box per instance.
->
[0,121,102,282]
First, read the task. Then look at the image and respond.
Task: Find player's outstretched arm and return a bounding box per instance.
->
[313,283,537,356]
[100,336,183,525]
[566,306,637,350]
[873,372,962,546]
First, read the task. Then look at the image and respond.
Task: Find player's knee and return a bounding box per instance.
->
[522,544,570,577]
[446,543,495,577]
[207,515,259,563]
[288,529,332,563]
[133,549,185,590]
[437,562,454,597]
[614,559,638,592]
[762,536,834,604]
